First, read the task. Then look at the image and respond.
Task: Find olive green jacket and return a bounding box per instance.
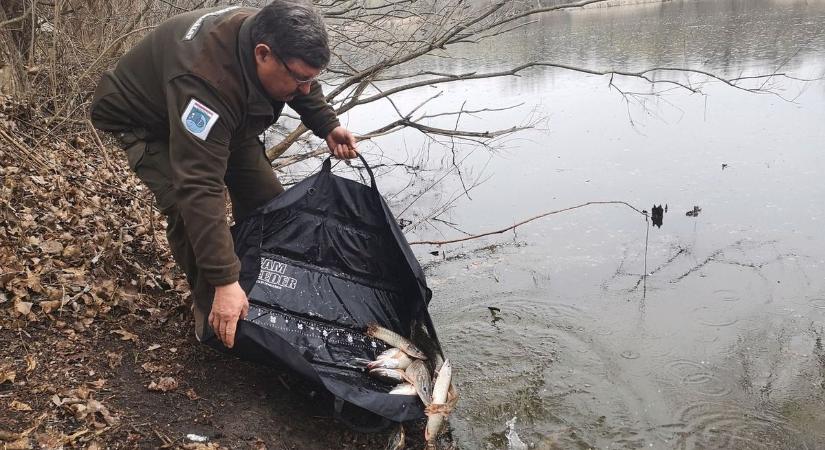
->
[91,7,339,286]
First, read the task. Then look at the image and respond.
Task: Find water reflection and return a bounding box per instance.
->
[651,204,664,227]
[432,0,825,78]
[387,1,825,448]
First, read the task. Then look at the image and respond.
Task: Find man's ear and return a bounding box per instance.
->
[254,44,271,64]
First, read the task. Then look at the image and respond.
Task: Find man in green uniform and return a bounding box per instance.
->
[90,0,356,349]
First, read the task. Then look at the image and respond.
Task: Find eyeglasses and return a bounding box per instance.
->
[270,48,321,86]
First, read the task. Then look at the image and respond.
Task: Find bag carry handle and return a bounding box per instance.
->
[322,152,377,190]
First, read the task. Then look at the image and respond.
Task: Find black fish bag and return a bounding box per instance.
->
[225,156,441,429]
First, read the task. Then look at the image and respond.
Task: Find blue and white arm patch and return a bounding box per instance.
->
[181,98,219,141]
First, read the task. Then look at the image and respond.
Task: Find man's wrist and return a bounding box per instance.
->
[214,281,240,292]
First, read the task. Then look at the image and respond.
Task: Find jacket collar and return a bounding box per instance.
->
[238,13,278,117]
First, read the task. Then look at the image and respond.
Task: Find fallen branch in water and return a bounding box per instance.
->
[408,200,647,245]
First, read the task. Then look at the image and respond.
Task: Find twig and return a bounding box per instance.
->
[48,25,157,126]
[643,214,649,299]
[88,120,118,175]
[361,118,527,140]
[450,100,471,200]
[0,9,29,28]
[396,146,479,217]
[271,146,329,170]
[0,126,55,172]
[409,201,647,245]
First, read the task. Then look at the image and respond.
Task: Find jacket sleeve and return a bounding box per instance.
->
[288,81,340,139]
[166,75,241,286]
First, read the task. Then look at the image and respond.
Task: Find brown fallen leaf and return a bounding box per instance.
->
[10,400,32,411]
[185,388,199,400]
[0,369,15,384]
[140,362,163,373]
[14,301,32,315]
[181,444,222,450]
[62,244,81,258]
[3,437,30,450]
[147,377,178,392]
[38,300,62,314]
[39,240,64,254]
[63,386,90,401]
[87,379,106,389]
[0,430,21,441]
[22,270,43,293]
[111,329,137,342]
[86,399,119,426]
[105,351,122,369]
[24,355,37,372]
[35,431,65,449]
[30,175,47,185]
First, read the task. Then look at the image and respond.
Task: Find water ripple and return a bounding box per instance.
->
[671,402,806,449]
[664,360,733,397]
[698,317,739,327]
[809,298,825,310]
[620,350,640,360]
[714,289,741,302]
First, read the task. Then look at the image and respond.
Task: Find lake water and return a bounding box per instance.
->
[285,0,825,447]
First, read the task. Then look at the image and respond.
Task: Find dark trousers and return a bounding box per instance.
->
[118,132,284,339]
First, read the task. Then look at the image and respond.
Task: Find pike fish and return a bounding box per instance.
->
[389,383,417,396]
[366,324,427,360]
[369,368,406,384]
[425,359,453,443]
[404,359,433,405]
[412,321,444,369]
[350,357,373,368]
[375,348,403,360]
[367,350,412,370]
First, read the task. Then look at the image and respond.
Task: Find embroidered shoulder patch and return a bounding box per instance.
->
[181,98,219,141]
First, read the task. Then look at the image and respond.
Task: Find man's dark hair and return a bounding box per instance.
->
[251,0,330,69]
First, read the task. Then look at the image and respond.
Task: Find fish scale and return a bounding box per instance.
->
[405,359,433,405]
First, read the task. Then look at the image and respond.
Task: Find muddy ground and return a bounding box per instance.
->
[0,294,440,449]
[0,302,426,449]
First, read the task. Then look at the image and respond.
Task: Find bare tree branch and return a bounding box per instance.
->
[359,118,527,140]
[408,201,648,245]
[0,10,29,28]
[271,146,328,171]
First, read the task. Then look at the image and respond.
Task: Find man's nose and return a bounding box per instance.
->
[297,82,311,96]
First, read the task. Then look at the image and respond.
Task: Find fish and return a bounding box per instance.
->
[412,321,444,371]
[350,357,373,368]
[389,383,417,396]
[404,359,433,405]
[425,359,452,443]
[366,324,427,360]
[385,423,406,450]
[367,351,412,370]
[369,368,406,384]
[375,348,403,360]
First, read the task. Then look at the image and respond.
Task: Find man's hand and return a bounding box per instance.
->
[208,281,249,348]
[325,126,358,159]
